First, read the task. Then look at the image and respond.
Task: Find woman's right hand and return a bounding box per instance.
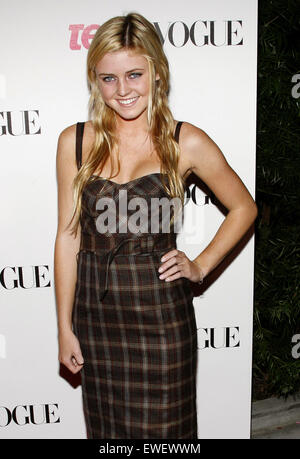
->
[58,329,84,374]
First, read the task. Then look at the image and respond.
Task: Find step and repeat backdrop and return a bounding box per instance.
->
[0,0,257,439]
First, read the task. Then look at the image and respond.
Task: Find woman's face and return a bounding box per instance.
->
[95,49,154,122]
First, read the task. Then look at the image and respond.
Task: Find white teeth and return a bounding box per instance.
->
[118,97,138,105]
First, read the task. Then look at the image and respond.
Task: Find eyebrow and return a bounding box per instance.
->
[98,68,145,76]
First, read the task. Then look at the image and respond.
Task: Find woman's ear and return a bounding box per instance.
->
[155,73,160,81]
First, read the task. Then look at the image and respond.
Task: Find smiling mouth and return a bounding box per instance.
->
[117,96,139,106]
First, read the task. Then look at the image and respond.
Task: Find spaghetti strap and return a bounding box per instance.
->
[75,122,85,170]
[174,120,183,143]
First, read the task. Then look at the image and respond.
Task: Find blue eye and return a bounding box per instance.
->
[102,76,115,82]
[129,73,142,79]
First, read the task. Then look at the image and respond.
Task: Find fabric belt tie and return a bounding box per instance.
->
[76,233,176,301]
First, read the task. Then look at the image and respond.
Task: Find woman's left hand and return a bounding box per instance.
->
[158,249,204,284]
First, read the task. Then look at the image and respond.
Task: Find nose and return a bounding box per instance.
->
[117,77,130,96]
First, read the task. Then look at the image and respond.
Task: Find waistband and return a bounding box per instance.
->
[78,231,176,255]
[76,232,177,301]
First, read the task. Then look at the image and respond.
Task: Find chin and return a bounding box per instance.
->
[114,107,148,121]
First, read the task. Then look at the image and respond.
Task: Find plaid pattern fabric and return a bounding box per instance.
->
[72,123,198,439]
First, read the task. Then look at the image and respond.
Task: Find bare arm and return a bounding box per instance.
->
[186,123,257,278]
[54,124,84,373]
[158,122,258,282]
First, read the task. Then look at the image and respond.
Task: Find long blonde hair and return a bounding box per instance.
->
[69,12,185,236]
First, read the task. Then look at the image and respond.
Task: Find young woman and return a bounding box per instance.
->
[54,13,257,439]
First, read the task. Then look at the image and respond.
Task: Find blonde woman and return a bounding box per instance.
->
[54,13,257,439]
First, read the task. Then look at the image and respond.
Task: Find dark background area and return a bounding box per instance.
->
[252,0,300,400]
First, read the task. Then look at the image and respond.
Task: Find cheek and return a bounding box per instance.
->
[134,79,150,96]
[98,83,115,101]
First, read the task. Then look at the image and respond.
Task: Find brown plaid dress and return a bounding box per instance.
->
[72,121,198,439]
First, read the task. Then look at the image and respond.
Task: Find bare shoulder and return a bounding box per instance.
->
[56,121,95,170]
[56,123,79,182]
[57,123,77,154]
[179,121,222,157]
[178,121,208,144]
[178,121,229,181]
[57,121,94,148]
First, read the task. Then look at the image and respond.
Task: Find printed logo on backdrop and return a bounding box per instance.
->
[185,185,218,206]
[0,404,60,427]
[0,110,41,136]
[69,20,243,50]
[197,326,240,350]
[0,265,50,289]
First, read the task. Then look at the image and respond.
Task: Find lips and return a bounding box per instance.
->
[117,96,139,106]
